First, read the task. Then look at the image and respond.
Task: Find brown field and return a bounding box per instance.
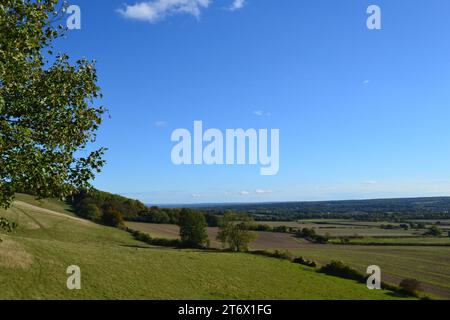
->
[125,222,309,249]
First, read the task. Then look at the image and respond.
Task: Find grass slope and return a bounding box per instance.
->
[0,197,403,300]
[286,245,450,299]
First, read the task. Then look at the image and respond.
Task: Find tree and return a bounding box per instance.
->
[178,209,208,248]
[425,226,442,237]
[0,0,106,209]
[83,204,101,221]
[0,217,17,243]
[217,213,256,252]
[101,207,124,227]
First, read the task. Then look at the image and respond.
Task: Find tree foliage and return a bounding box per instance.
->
[0,0,106,208]
[217,213,256,252]
[178,208,209,248]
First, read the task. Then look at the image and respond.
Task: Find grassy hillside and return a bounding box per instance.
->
[126,222,450,299]
[286,246,450,299]
[0,196,404,300]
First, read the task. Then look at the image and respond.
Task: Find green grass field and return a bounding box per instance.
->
[125,222,450,299]
[329,237,450,246]
[284,245,450,299]
[263,220,427,237]
[0,197,402,300]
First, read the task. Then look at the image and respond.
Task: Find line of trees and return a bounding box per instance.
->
[71,189,222,228]
[71,190,255,251]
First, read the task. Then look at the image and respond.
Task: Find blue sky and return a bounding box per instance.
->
[59,0,450,204]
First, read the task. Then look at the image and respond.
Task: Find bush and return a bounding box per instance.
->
[0,217,18,233]
[296,227,329,244]
[425,226,442,237]
[272,250,293,261]
[293,257,317,268]
[84,204,102,221]
[101,208,124,227]
[127,228,182,248]
[319,261,366,282]
[399,278,421,296]
[251,250,293,261]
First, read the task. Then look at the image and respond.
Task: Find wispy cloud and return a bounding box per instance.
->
[239,190,250,196]
[229,0,245,11]
[253,110,271,117]
[118,0,246,23]
[155,121,167,127]
[118,0,211,23]
[255,189,272,194]
[191,193,203,198]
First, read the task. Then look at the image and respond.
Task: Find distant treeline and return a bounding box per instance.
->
[70,189,220,227]
[199,197,450,222]
[70,190,450,228]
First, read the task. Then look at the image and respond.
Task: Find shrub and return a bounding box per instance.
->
[293,257,317,268]
[272,250,293,261]
[319,261,366,282]
[399,278,421,296]
[0,217,18,233]
[101,208,124,227]
[84,204,102,221]
[424,226,442,237]
[251,250,293,261]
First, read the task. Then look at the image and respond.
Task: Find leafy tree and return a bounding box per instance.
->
[217,213,256,252]
[83,203,101,221]
[0,217,18,243]
[178,209,209,248]
[101,207,124,227]
[0,0,106,209]
[425,226,442,237]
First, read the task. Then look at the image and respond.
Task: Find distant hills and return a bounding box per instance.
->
[173,197,450,220]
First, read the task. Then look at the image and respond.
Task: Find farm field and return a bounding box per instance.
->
[285,245,450,299]
[261,220,426,237]
[125,222,309,249]
[0,199,399,300]
[126,222,450,299]
[330,237,450,246]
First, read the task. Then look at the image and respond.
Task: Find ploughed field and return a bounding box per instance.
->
[0,197,400,300]
[125,222,310,249]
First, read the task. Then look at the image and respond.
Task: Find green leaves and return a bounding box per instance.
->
[0,0,106,207]
[0,217,17,233]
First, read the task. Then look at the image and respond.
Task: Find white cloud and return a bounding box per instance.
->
[256,189,272,194]
[155,121,167,127]
[118,0,211,23]
[363,80,370,85]
[239,190,250,196]
[230,0,245,11]
[253,110,271,117]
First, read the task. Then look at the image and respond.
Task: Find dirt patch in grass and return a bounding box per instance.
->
[0,237,33,269]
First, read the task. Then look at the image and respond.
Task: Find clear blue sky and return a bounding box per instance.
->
[58,0,450,204]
